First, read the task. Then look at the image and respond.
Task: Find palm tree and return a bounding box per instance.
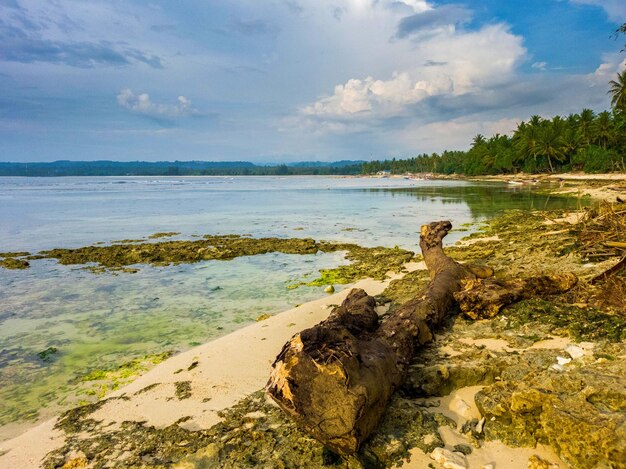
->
[594,111,613,149]
[472,134,486,148]
[578,109,595,146]
[513,117,542,170]
[536,118,565,172]
[562,117,582,166]
[608,70,626,112]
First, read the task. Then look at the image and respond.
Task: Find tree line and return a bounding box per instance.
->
[363,108,625,175]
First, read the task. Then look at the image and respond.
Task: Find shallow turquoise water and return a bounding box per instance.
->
[0,176,581,438]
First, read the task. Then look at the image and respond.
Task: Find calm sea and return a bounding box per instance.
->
[0,176,579,439]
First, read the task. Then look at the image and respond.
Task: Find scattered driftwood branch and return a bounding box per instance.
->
[266,221,578,457]
[604,241,626,249]
[591,256,626,285]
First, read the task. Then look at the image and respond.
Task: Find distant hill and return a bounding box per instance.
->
[0,160,364,176]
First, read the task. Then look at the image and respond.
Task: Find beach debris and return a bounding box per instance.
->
[256,313,271,321]
[324,285,335,293]
[453,444,472,455]
[564,344,584,359]
[429,447,468,469]
[476,417,486,434]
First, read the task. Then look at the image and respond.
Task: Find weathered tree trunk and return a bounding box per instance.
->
[266,221,477,456]
[454,273,578,320]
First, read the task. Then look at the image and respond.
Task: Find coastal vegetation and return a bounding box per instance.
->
[362,107,626,175]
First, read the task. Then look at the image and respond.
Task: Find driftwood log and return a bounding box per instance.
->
[266,221,577,456]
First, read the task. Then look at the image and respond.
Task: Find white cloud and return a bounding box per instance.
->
[299,23,526,122]
[117,89,196,118]
[532,61,547,71]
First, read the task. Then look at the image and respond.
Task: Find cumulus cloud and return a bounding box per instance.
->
[532,61,547,71]
[300,23,526,122]
[117,89,196,118]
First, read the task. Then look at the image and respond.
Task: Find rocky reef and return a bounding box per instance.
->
[2,233,416,288]
[0,251,30,269]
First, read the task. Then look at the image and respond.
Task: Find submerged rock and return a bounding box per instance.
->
[0,257,29,269]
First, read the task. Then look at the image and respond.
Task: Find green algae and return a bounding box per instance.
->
[149,232,181,239]
[0,251,30,257]
[377,269,430,307]
[135,383,160,395]
[475,348,626,468]
[78,352,173,398]
[13,235,415,290]
[501,299,626,342]
[0,257,30,269]
[305,243,414,286]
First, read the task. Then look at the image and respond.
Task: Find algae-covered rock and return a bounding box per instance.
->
[30,235,414,285]
[475,346,626,468]
[148,232,180,239]
[0,257,30,269]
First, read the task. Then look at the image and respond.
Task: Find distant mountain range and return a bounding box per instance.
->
[0,160,366,177]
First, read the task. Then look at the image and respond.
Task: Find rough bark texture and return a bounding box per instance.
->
[266,221,476,456]
[454,273,578,320]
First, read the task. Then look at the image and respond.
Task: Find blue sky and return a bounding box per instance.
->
[0,0,624,162]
